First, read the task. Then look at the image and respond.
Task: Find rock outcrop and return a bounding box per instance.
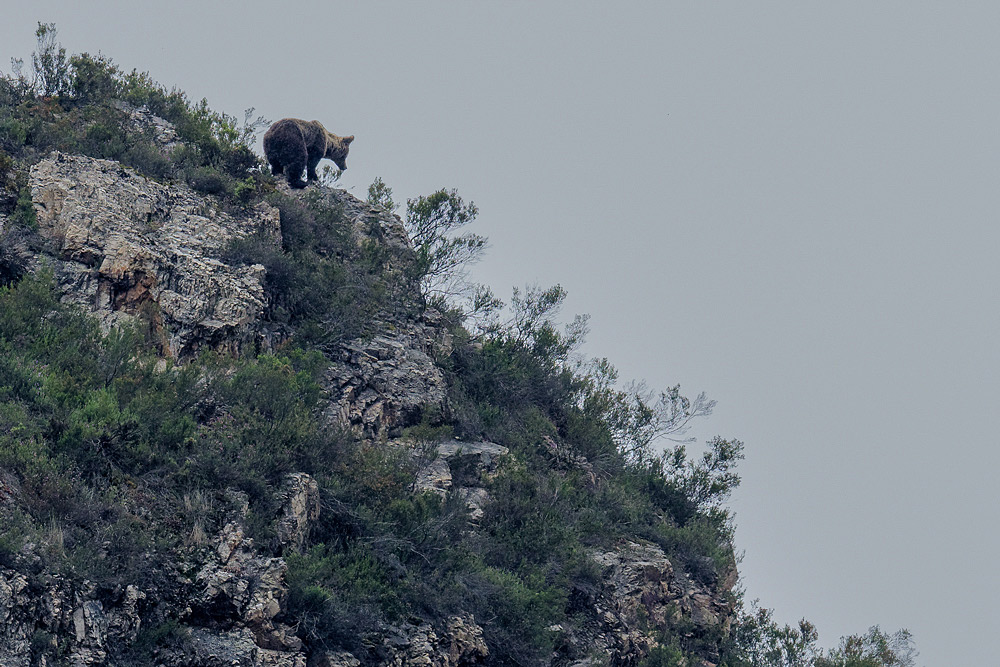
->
[275,473,321,554]
[411,439,509,521]
[117,102,182,154]
[380,613,488,667]
[324,314,451,440]
[0,568,147,666]
[0,111,739,665]
[0,472,323,667]
[556,541,735,666]
[28,151,278,358]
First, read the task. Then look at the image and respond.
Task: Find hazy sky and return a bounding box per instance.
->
[5,2,1000,663]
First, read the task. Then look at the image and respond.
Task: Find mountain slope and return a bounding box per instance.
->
[0,35,917,667]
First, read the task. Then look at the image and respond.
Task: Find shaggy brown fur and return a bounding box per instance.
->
[262,118,354,189]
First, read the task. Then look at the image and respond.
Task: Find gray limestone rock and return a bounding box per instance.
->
[195,522,287,626]
[173,627,307,667]
[29,151,279,358]
[410,440,509,521]
[0,569,32,664]
[0,568,148,666]
[324,317,451,440]
[275,473,321,554]
[313,651,362,667]
[381,613,488,667]
[184,517,309,666]
[115,102,183,153]
[559,541,735,666]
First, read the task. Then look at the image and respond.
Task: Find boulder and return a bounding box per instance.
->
[276,473,321,554]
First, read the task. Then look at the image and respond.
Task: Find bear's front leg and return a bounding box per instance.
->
[306,155,321,181]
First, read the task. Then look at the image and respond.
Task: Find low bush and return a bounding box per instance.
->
[0,27,269,206]
[223,190,418,349]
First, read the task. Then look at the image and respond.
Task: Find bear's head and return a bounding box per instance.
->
[326,133,354,170]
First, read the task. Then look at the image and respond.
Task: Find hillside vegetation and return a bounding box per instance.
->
[0,24,917,667]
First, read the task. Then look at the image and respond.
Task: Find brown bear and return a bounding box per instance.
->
[262,118,354,189]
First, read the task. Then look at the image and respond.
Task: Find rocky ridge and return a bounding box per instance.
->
[0,129,736,664]
[17,149,447,440]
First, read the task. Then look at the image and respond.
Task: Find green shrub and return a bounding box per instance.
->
[116,619,190,667]
[0,116,28,150]
[10,184,36,228]
[0,148,12,183]
[233,175,258,203]
[284,542,402,650]
[185,165,231,196]
[0,229,29,286]
[69,52,121,105]
[83,120,128,160]
[30,630,57,659]
[640,643,686,667]
[222,191,416,349]
[123,140,171,180]
[466,565,566,665]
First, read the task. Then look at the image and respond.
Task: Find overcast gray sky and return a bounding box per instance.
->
[5,2,999,663]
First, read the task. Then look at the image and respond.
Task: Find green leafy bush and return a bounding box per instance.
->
[224,190,420,349]
[68,52,120,105]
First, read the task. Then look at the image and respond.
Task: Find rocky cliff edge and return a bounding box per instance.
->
[0,145,735,666]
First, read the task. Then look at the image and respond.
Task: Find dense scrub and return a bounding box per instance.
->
[0,270,741,665]
[224,189,422,350]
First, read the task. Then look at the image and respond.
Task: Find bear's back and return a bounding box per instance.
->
[296,120,327,151]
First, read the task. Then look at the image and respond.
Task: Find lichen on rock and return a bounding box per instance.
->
[29,151,279,358]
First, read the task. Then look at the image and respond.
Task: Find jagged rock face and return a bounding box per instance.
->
[381,613,488,667]
[324,313,451,440]
[195,522,288,629]
[411,439,509,521]
[117,102,182,154]
[275,473,321,554]
[558,541,735,667]
[165,627,307,667]
[314,651,362,667]
[28,151,279,358]
[0,569,146,666]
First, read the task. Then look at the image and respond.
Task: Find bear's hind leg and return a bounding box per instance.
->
[269,159,284,176]
[285,142,309,188]
[285,155,308,189]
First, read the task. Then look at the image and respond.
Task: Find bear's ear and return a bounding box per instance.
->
[344,135,354,145]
